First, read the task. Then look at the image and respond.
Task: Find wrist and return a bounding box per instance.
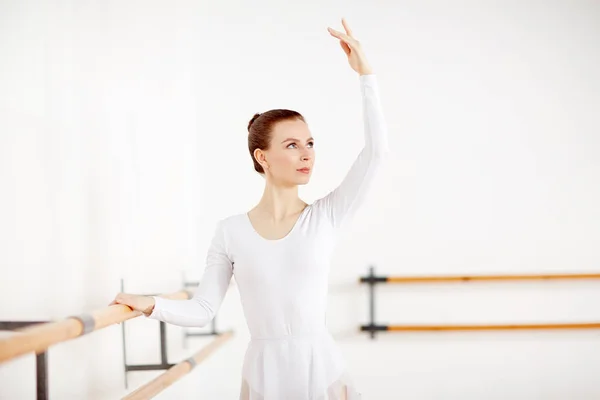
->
[142,297,155,316]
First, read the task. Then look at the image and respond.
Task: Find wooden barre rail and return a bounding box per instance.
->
[122,330,234,400]
[360,273,600,284]
[362,322,600,332]
[0,290,192,364]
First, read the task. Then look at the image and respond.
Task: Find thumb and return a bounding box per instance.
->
[339,40,351,56]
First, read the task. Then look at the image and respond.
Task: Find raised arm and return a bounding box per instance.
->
[316,73,389,229]
[145,220,233,327]
[316,19,390,229]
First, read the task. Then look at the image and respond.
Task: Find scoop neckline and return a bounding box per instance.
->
[245,204,311,243]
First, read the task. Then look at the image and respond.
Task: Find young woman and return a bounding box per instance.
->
[110,18,389,400]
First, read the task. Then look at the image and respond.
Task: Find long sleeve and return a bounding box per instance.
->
[145,220,233,327]
[316,73,389,229]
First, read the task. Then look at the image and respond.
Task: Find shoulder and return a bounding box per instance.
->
[208,214,246,256]
[308,197,334,226]
[214,213,248,238]
[300,198,339,235]
[217,213,244,228]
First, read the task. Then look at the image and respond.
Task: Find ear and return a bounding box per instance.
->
[254,148,269,170]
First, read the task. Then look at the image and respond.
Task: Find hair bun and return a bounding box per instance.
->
[248,113,261,132]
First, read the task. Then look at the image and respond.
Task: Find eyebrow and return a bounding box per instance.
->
[281,137,315,144]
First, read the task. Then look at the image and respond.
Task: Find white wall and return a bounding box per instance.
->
[1,0,599,399]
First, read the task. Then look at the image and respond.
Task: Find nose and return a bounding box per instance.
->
[300,146,312,163]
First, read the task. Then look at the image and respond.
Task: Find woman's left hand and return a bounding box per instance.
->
[327,18,373,76]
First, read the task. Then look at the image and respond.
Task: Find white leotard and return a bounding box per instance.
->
[146,74,389,400]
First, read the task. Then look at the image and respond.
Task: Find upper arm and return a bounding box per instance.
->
[192,219,233,312]
[316,148,386,230]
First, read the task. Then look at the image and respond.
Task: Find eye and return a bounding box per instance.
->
[287,141,315,149]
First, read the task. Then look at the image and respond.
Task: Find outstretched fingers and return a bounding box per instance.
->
[327,27,356,46]
[341,17,353,38]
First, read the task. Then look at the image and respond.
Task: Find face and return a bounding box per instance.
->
[256,118,315,186]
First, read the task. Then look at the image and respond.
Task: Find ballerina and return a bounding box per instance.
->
[110,17,389,400]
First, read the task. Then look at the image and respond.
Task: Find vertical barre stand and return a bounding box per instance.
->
[359,266,388,339]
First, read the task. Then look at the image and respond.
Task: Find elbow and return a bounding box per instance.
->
[174,313,214,329]
[370,145,389,162]
[365,138,389,161]
[376,148,389,159]
[362,141,389,160]
[183,312,214,328]
[189,298,217,328]
[199,312,217,328]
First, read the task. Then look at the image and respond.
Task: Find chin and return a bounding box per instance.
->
[293,176,311,185]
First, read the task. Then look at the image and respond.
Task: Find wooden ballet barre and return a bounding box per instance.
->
[122,330,234,400]
[0,290,192,364]
[359,266,600,339]
[362,322,600,332]
[360,272,600,284]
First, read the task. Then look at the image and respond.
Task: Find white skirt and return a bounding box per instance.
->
[238,332,362,400]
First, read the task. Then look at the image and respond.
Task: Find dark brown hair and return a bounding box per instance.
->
[247,109,306,174]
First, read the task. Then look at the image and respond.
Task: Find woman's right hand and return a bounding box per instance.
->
[327,18,373,76]
[109,292,155,316]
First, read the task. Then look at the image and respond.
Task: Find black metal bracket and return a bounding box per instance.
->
[359,266,388,339]
[0,321,49,400]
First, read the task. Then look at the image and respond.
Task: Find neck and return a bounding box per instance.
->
[253,181,307,221]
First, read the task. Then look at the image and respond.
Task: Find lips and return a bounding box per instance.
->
[297,168,310,174]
